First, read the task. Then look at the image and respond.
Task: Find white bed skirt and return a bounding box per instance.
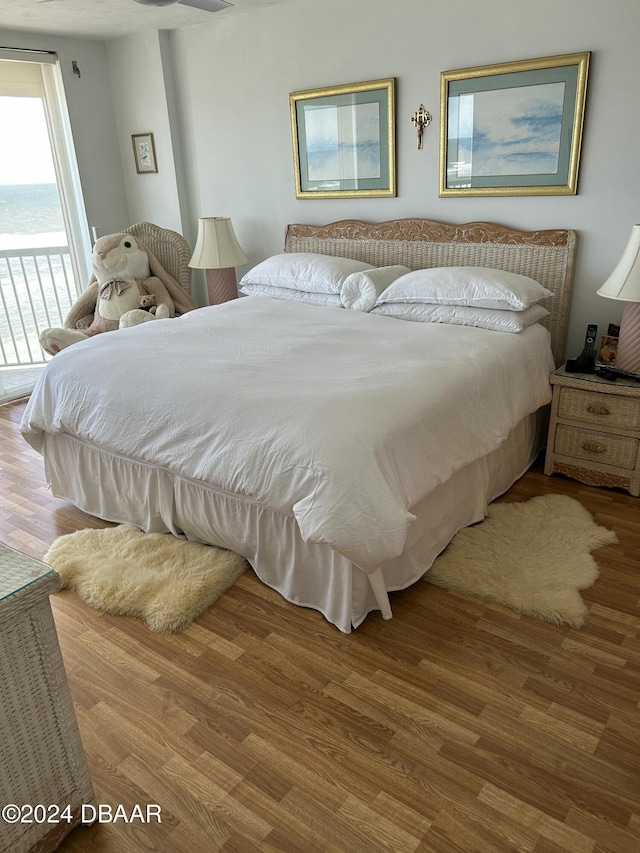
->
[41,412,544,632]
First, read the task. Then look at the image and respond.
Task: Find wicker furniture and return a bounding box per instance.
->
[123,221,193,296]
[285,218,577,366]
[0,544,95,853]
[544,366,640,495]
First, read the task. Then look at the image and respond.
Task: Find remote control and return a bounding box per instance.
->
[596,364,640,382]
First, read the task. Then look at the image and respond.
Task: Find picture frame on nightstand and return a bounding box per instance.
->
[598,335,619,366]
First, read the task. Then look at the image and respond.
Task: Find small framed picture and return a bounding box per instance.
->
[131,133,157,174]
[598,335,619,365]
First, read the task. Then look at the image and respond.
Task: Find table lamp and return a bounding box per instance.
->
[597,225,640,374]
[189,216,248,305]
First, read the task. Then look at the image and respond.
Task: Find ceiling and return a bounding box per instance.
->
[0,0,298,41]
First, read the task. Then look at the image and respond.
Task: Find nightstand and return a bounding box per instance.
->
[544,366,640,496]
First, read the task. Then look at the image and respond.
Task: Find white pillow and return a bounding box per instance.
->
[375,266,553,310]
[340,265,411,311]
[239,283,343,307]
[371,302,549,333]
[239,252,372,295]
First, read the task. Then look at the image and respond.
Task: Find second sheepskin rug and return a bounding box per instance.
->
[426,494,618,628]
[44,524,248,633]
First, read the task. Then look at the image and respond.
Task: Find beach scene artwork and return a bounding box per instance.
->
[303,101,381,185]
[448,81,565,181]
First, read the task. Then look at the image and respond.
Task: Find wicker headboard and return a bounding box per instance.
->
[284,218,577,367]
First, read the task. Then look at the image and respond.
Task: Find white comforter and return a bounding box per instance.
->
[21,298,555,571]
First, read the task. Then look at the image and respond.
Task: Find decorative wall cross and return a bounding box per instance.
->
[411,105,432,150]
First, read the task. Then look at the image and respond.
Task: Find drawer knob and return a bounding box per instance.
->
[582,441,606,454]
[586,404,611,415]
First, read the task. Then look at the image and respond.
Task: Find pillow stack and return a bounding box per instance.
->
[239,256,553,332]
[239,253,369,307]
[239,253,410,311]
[371,266,553,333]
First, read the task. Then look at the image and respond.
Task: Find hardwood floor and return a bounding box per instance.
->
[2,398,639,853]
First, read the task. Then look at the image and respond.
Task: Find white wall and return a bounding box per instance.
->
[160,0,640,361]
[105,30,184,235]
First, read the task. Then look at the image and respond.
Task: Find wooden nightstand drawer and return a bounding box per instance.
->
[554,423,639,470]
[558,386,640,430]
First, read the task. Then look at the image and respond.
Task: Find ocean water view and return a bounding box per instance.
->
[0,182,67,249]
[1,182,75,380]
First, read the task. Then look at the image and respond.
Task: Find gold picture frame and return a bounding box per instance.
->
[440,52,590,197]
[131,132,158,174]
[290,78,396,199]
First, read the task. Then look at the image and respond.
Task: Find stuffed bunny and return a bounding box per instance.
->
[39,232,196,355]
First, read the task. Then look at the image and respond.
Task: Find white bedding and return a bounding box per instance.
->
[22,297,555,574]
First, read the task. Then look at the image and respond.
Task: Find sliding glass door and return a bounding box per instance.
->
[0,50,91,403]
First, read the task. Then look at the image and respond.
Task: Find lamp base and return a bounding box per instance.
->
[615,302,640,374]
[206,268,238,305]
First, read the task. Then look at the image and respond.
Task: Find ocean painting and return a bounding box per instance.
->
[449,81,565,180]
[303,101,381,185]
[291,78,395,198]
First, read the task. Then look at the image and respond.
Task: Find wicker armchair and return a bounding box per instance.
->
[124,222,193,296]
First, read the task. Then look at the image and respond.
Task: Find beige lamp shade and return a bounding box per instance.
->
[597,225,640,302]
[189,217,248,270]
[189,217,248,305]
[597,225,640,373]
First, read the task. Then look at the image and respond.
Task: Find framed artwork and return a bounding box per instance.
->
[131,132,158,174]
[440,52,590,197]
[598,335,619,366]
[290,78,396,199]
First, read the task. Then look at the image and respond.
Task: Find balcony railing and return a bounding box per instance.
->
[0,244,77,369]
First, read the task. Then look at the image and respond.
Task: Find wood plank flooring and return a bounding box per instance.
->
[1,398,639,852]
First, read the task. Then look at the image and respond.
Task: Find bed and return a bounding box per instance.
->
[21,218,576,632]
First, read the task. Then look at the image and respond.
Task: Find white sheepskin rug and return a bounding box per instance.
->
[43,524,248,633]
[426,494,618,628]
